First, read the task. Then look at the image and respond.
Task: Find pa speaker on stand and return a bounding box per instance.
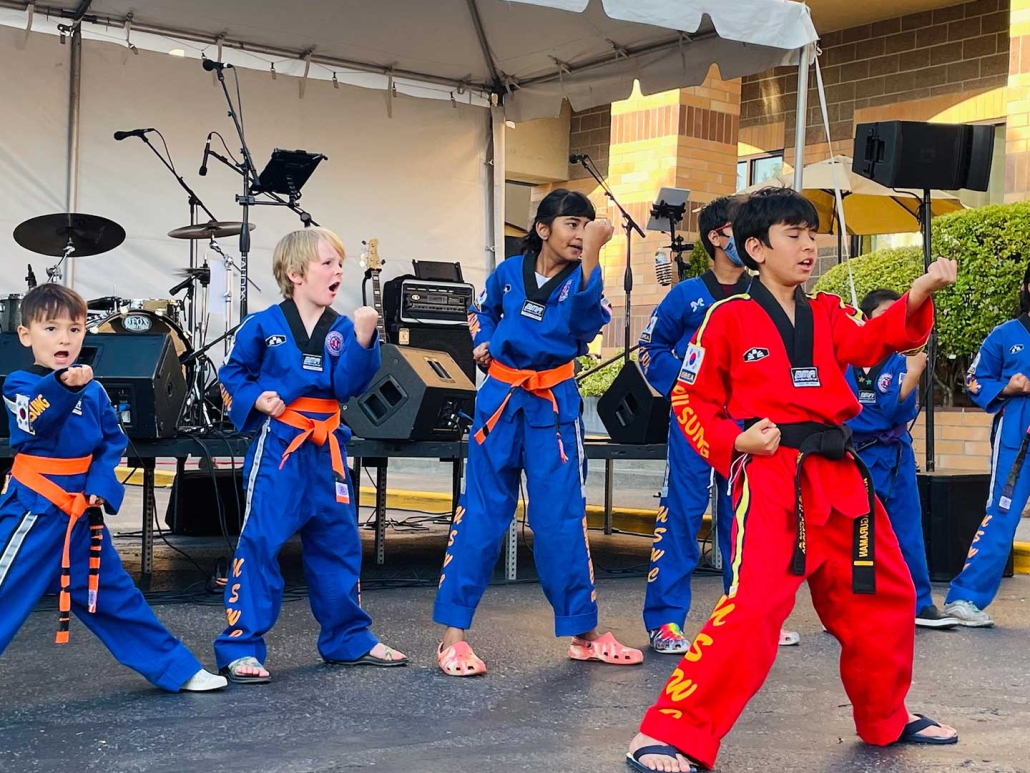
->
[595,361,670,444]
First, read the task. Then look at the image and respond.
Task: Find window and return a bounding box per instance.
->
[736,151,784,191]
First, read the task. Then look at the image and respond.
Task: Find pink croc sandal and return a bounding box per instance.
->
[437,641,487,677]
[568,632,643,665]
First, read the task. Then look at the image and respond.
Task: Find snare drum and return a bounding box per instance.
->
[0,294,23,332]
[89,309,192,361]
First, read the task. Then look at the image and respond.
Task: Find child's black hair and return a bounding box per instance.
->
[19,284,88,327]
[698,195,743,258]
[1021,263,1030,315]
[521,189,596,258]
[732,187,820,270]
[859,288,901,319]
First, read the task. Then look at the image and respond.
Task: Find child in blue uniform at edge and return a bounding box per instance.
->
[0,285,226,692]
[944,264,1030,628]
[433,188,644,676]
[639,195,799,653]
[214,228,407,683]
[845,289,958,629]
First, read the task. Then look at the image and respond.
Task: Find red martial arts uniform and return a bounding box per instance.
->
[638,280,933,768]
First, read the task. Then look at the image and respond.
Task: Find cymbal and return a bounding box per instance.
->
[168,221,257,240]
[13,213,125,257]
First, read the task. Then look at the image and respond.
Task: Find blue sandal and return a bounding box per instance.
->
[896,714,958,745]
[626,744,698,772]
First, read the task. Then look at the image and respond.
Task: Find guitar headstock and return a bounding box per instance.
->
[361,238,383,273]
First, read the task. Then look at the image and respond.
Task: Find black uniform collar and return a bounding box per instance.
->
[28,364,53,376]
[701,270,750,301]
[522,253,580,303]
[279,299,339,356]
[749,278,814,368]
[1019,312,1030,338]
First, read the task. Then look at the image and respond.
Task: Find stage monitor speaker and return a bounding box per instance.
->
[596,361,670,444]
[0,332,186,439]
[165,468,247,536]
[918,471,1014,583]
[390,323,476,386]
[853,121,995,192]
[342,344,476,441]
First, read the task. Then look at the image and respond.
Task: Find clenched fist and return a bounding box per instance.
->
[59,365,94,388]
[734,418,781,457]
[473,342,493,371]
[353,306,380,348]
[912,257,958,296]
[1003,372,1030,397]
[583,218,615,252]
[905,351,928,377]
[255,390,286,417]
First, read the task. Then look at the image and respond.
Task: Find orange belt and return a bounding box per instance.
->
[11,453,102,644]
[474,360,576,464]
[275,397,350,504]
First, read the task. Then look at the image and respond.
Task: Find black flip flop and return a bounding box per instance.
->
[896,714,958,745]
[219,657,272,685]
[626,744,697,773]
[326,646,408,668]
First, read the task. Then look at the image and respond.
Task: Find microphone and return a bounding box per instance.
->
[26,264,37,290]
[202,58,231,72]
[199,133,212,176]
[113,128,155,141]
[654,249,672,287]
[569,154,589,164]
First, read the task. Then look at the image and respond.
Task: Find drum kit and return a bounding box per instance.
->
[7,211,259,428]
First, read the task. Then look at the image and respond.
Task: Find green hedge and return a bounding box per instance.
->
[814,201,1030,403]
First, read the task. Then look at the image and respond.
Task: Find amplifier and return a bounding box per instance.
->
[397,279,473,325]
[0,332,186,439]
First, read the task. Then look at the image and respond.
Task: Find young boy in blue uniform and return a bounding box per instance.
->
[0,285,225,692]
[845,289,957,629]
[639,195,799,653]
[433,189,644,676]
[944,266,1030,627]
[214,228,407,683]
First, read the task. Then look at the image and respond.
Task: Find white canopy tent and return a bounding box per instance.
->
[0,0,818,321]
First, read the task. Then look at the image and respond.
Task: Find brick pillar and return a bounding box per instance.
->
[603,73,741,349]
[1007,0,1030,201]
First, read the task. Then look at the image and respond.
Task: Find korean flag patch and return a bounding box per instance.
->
[475,287,488,309]
[680,344,705,385]
[5,394,32,434]
[640,312,658,344]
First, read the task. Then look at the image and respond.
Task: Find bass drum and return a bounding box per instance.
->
[90,309,192,361]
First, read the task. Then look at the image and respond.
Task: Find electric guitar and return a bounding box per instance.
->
[361,238,388,343]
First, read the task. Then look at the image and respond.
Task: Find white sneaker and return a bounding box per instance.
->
[181,668,229,692]
[942,600,994,628]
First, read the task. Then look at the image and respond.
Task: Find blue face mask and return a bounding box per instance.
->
[723,234,744,267]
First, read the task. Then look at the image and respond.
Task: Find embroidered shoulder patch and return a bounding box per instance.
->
[679,344,705,385]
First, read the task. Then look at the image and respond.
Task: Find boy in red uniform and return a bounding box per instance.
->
[626,189,958,772]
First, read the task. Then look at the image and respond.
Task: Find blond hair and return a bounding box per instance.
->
[272,227,346,297]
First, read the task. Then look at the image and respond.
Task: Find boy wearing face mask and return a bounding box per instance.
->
[638,196,799,653]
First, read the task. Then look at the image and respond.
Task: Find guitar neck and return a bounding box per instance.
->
[369,270,387,341]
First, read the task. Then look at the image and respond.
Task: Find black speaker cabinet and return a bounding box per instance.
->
[165,468,247,536]
[390,323,476,386]
[596,361,670,444]
[0,332,186,438]
[918,471,1014,583]
[342,344,476,441]
[853,121,995,192]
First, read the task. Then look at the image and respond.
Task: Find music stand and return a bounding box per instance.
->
[649,188,694,282]
[413,260,464,282]
[252,149,327,198]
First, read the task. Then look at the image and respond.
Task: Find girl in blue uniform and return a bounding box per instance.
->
[433,189,644,676]
[945,266,1030,627]
[845,289,957,629]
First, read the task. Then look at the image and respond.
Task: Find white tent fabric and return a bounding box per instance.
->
[0,0,818,121]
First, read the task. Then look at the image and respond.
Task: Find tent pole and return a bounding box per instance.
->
[792,44,811,192]
[489,105,505,274]
[64,23,83,287]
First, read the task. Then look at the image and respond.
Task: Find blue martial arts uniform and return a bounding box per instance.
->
[946,315,1030,610]
[845,355,931,614]
[0,365,204,691]
[433,254,611,636]
[638,271,747,631]
[214,300,381,668]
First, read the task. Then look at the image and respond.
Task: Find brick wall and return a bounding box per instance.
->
[910,409,993,471]
[740,0,1009,160]
[568,106,611,181]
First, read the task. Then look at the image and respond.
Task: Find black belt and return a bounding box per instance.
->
[744,420,876,594]
[998,423,1030,514]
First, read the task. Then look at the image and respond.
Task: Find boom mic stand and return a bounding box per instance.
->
[571,154,645,364]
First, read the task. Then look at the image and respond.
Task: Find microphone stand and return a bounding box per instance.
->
[573,155,645,364]
[211,65,260,317]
